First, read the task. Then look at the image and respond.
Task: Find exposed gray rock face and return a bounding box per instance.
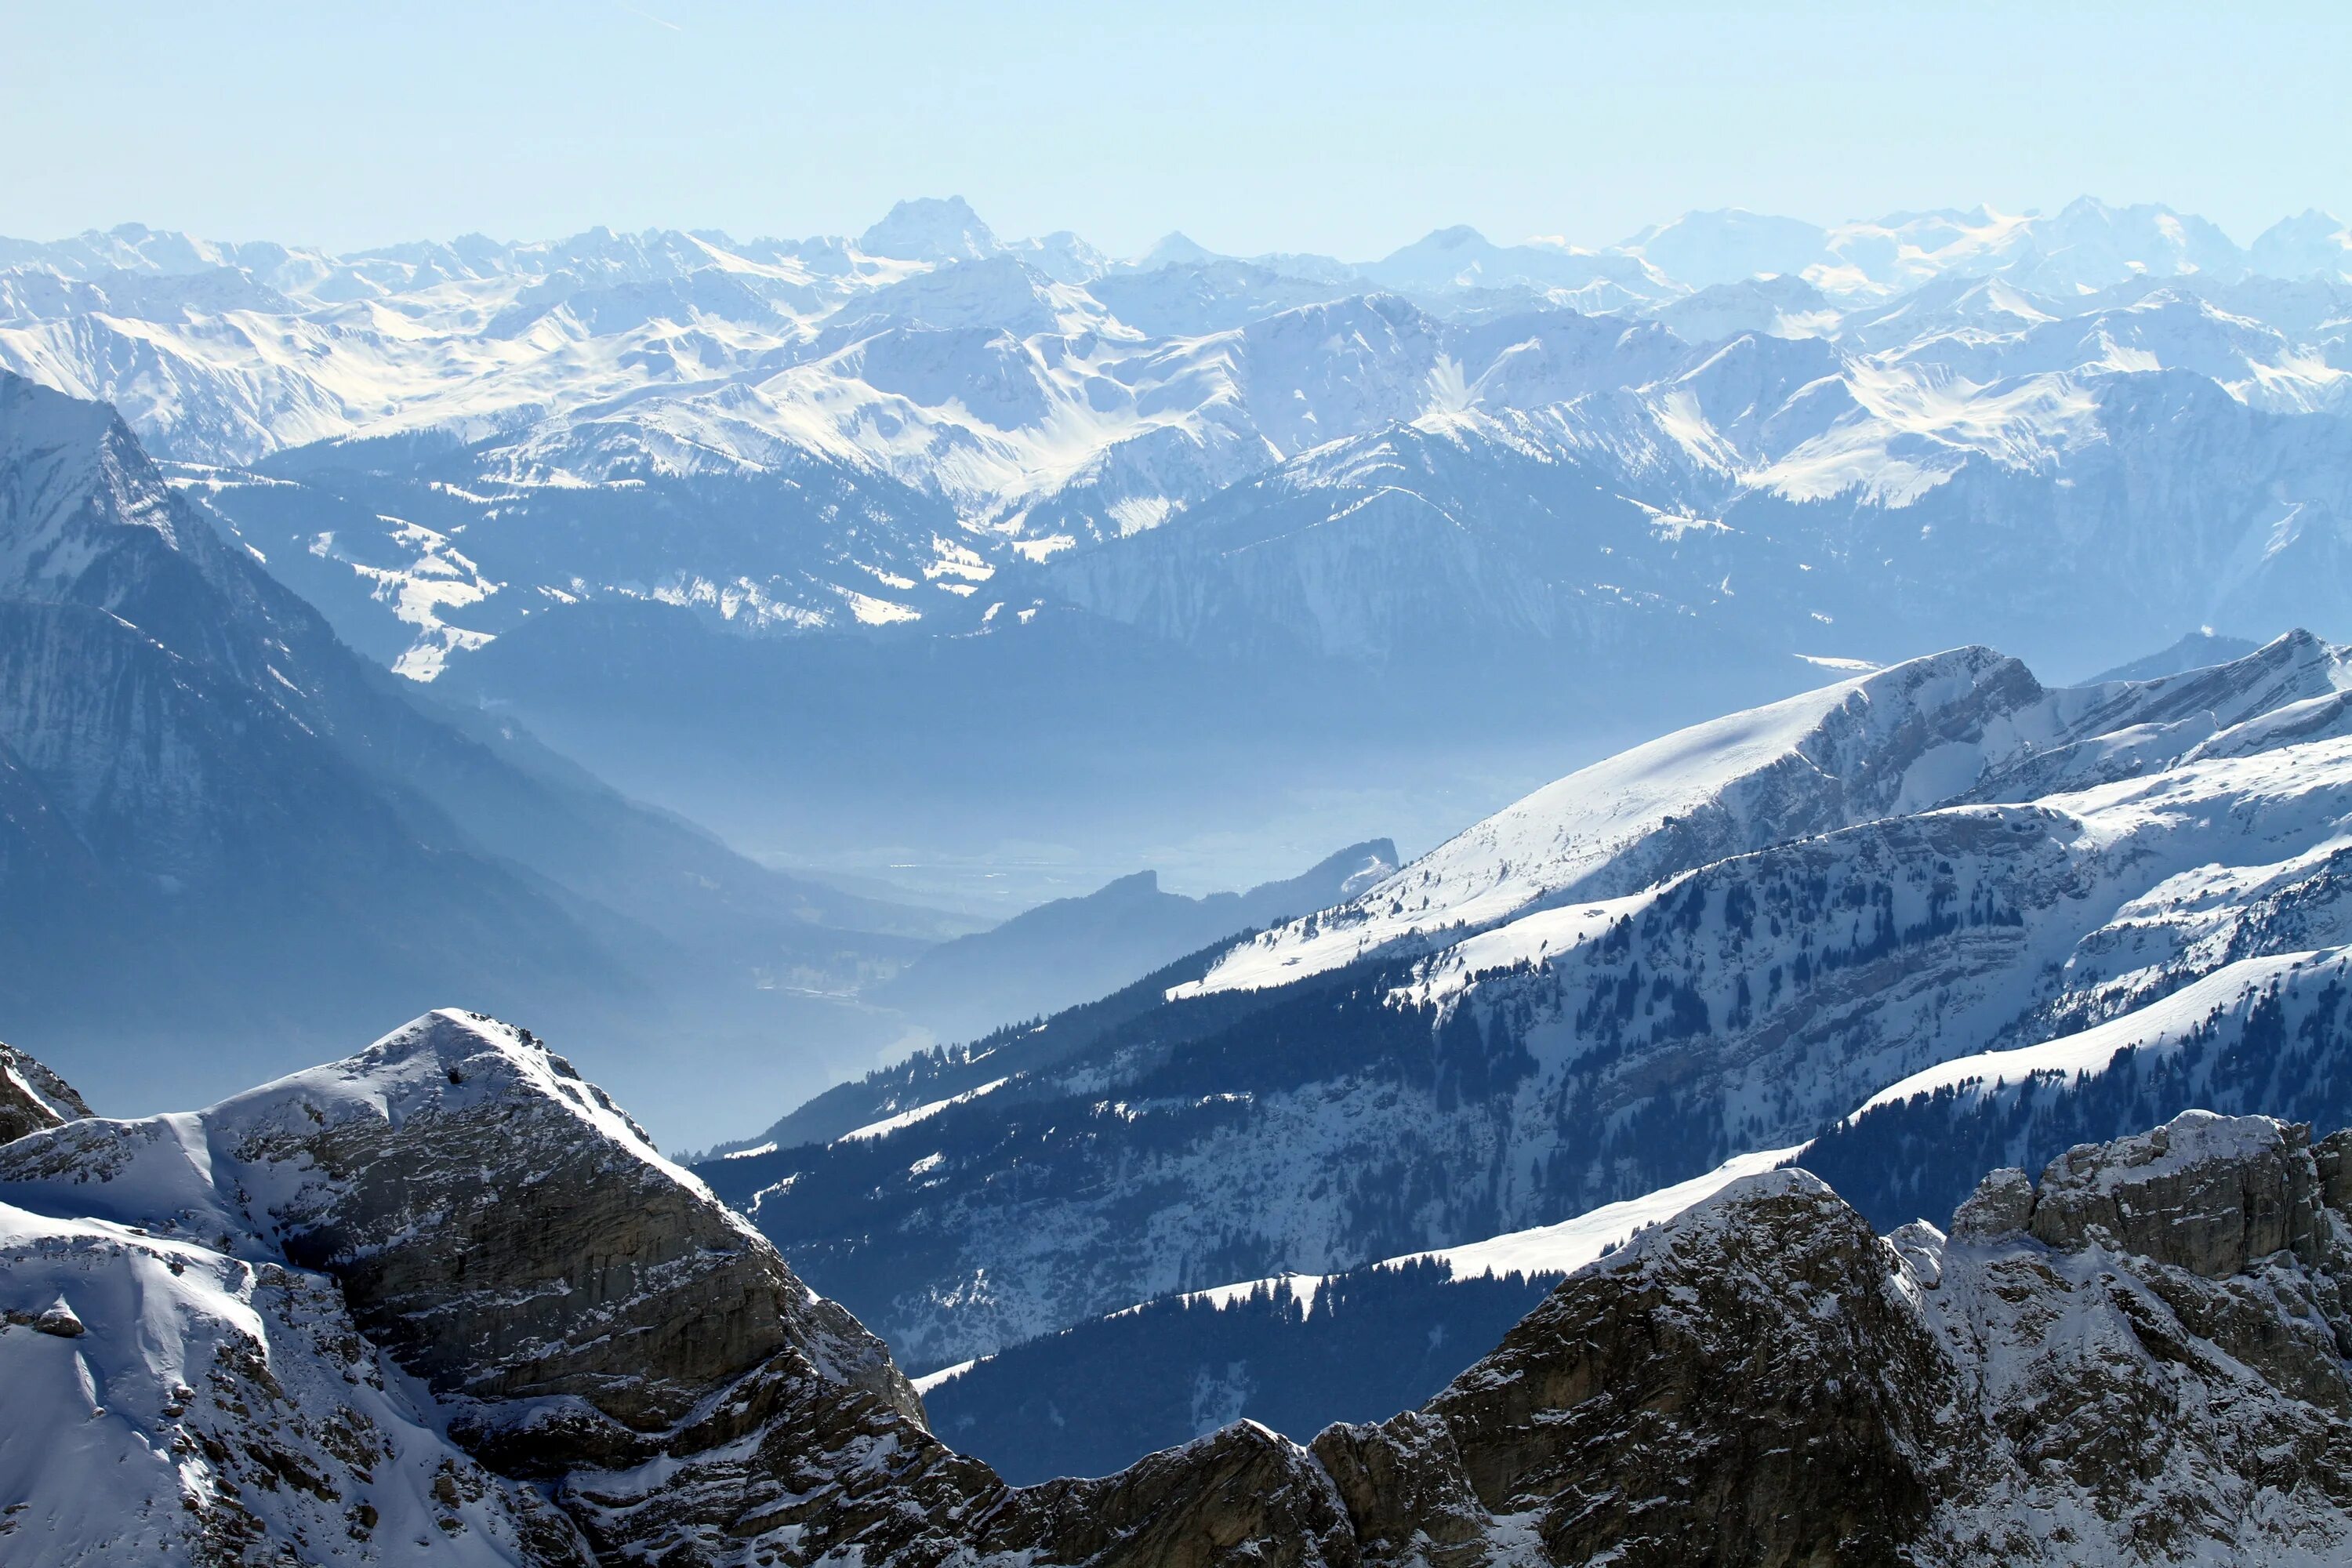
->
[1294,1118,2352,1566]
[2026,1110,2336,1275]
[1381,1171,1947,1565]
[10,1030,2352,1565]
[0,1041,87,1142]
[0,1013,920,1482]
[2318,1127,2352,1211]
[1950,1164,2036,1239]
[249,1014,921,1457]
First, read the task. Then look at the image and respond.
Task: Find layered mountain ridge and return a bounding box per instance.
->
[5,197,2347,681]
[699,629,2352,1392]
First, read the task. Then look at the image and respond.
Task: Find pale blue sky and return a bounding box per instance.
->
[3,2,2342,258]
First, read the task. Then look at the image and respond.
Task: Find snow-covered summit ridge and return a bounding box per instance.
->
[0,1042,90,1143]
[0,1008,713,1254]
[1184,645,2027,993]
[2036,1107,2299,1199]
[0,1007,966,1563]
[0,371,183,591]
[1621,198,2352,297]
[1189,630,2352,1000]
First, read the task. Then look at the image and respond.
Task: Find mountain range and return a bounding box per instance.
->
[17,174,2352,1564]
[9,196,2352,902]
[692,627,2352,1480]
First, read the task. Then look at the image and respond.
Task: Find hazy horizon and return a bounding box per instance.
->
[7,2,2344,258]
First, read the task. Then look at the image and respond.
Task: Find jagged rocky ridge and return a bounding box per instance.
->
[9,1022,2352,1563]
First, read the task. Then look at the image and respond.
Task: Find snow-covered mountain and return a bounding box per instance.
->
[0,371,951,1140]
[1623,197,2339,298]
[380,211,2352,895]
[13,194,2352,975]
[0,1011,946,1565]
[1033,320,2352,682]
[6,194,2351,690]
[700,630,2352,1375]
[15,1014,2352,1564]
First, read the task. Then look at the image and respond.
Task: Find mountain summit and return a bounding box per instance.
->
[856,194,1000,261]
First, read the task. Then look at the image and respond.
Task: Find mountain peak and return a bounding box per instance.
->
[1183,644,2042,998]
[857,195,999,261]
[0,370,187,593]
[1131,230,1221,270]
[2250,209,2352,279]
[0,1043,90,1142]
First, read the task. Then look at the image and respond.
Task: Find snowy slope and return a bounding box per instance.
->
[1069,1138,1806,1323]
[0,1203,558,1564]
[1851,949,2332,1117]
[1386,1142,1807,1280]
[1186,644,2110,996]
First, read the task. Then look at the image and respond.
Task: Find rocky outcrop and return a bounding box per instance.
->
[1933,1113,2352,1559]
[2024,1111,2337,1275]
[0,1041,87,1142]
[242,1014,922,1457]
[9,1025,2352,1565]
[1407,1171,1946,1565]
[1283,1112,2352,1566]
[0,1011,946,1561]
[1303,1173,1952,1566]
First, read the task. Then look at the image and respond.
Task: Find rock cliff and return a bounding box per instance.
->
[0,1040,87,1142]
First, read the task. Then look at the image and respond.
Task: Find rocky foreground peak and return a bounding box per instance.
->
[8,1027,2352,1564]
[0,1040,89,1142]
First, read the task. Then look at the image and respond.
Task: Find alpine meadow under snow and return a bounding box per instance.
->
[15,183,2352,1566]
